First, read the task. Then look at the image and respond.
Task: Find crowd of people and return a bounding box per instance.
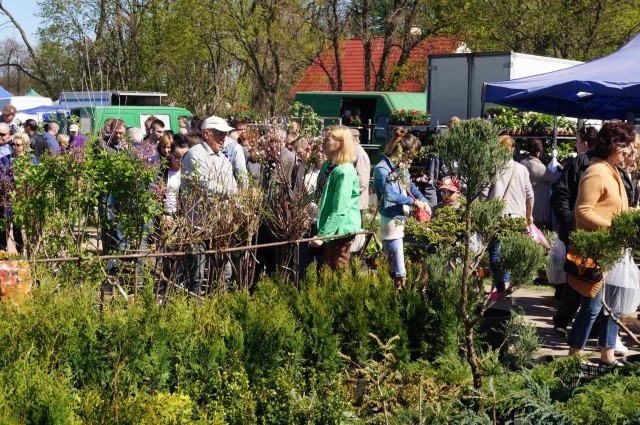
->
[0,104,638,365]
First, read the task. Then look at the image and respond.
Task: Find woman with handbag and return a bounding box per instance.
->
[308,126,361,270]
[373,127,432,289]
[567,121,634,367]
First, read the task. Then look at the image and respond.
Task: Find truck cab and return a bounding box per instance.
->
[60,91,193,133]
[293,91,427,152]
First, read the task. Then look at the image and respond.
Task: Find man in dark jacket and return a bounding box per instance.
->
[550,127,597,336]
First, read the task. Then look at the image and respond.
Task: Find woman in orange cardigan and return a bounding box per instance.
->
[567,121,634,367]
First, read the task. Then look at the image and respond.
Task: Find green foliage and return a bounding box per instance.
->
[499,232,547,287]
[228,105,260,122]
[435,118,510,200]
[288,102,322,137]
[420,251,463,359]
[404,205,466,260]
[502,312,541,371]
[11,138,159,257]
[500,375,572,425]
[0,358,80,424]
[563,372,640,424]
[569,210,640,272]
[570,228,623,271]
[610,209,640,255]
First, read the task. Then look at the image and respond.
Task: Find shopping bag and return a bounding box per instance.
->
[527,223,550,252]
[546,236,567,284]
[469,232,483,253]
[604,248,640,314]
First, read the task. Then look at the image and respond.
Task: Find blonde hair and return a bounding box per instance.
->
[384,126,420,157]
[325,125,355,164]
[499,135,516,153]
[157,134,173,157]
[13,133,29,146]
[57,134,70,148]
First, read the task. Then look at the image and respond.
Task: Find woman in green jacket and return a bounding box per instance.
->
[309,125,362,270]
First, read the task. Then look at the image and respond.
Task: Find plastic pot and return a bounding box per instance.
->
[479,307,512,353]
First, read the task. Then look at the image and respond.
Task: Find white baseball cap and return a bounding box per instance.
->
[201,115,234,132]
[69,124,80,132]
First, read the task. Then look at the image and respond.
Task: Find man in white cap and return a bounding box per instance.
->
[180,115,237,295]
[68,124,86,149]
[181,115,237,197]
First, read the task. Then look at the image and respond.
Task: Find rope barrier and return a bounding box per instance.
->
[30,230,372,264]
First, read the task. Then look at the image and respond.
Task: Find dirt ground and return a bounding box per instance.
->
[493,285,640,360]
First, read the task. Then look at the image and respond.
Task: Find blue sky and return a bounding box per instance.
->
[1,0,42,45]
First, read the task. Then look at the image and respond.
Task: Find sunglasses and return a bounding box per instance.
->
[13,143,23,147]
[440,189,457,196]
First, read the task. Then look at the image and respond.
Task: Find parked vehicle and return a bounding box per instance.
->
[427,52,582,129]
[293,91,427,151]
[60,90,193,134]
[71,105,193,134]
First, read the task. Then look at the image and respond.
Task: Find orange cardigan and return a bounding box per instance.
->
[575,158,629,231]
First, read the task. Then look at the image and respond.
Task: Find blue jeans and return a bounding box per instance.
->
[568,285,619,349]
[488,239,510,293]
[383,238,406,277]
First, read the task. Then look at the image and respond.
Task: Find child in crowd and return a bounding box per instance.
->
[433,175,461,214]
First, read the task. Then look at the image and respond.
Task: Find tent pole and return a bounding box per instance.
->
[552,115,558,153]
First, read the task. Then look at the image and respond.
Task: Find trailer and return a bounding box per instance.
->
[427,52,582,129]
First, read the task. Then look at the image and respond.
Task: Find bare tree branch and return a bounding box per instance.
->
[0,1,52,92]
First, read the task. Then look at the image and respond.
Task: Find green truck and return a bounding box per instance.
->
[293,91,427,151]
[72,106,193,134]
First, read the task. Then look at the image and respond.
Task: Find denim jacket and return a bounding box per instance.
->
[373,155,427,220]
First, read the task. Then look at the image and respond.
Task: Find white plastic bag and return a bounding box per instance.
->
[469,232,483,253]
[604,248,640,315]
[546,235,567,285]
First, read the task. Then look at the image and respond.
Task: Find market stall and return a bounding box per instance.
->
[483,33,640,120]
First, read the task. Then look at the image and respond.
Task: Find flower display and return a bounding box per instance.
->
[388,109,430,126]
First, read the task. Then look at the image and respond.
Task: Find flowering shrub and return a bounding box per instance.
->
[228,105,260,122]
[388,109,430,126]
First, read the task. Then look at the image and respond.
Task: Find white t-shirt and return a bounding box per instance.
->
[164,169,181,214]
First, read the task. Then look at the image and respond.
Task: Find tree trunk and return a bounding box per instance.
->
[461,199,484,412]
[361,0,371,91]
[331,0,343,90]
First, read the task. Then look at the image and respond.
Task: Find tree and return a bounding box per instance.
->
[434,119,546,410]
[461,0,640,61]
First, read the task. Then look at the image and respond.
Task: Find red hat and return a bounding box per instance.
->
[439,176,461,192]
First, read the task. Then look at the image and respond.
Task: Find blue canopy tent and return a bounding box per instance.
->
[483,33,640,120]
[18,105,71,115]
[0,86,12,98]
[18,105,72,127]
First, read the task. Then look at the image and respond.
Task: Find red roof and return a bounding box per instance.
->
[290,36,461,97]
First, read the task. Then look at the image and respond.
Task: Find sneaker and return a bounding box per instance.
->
[553,326,568,338]
[615,335,629,356]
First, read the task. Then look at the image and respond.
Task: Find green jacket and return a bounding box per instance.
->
[317,161,362,238]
